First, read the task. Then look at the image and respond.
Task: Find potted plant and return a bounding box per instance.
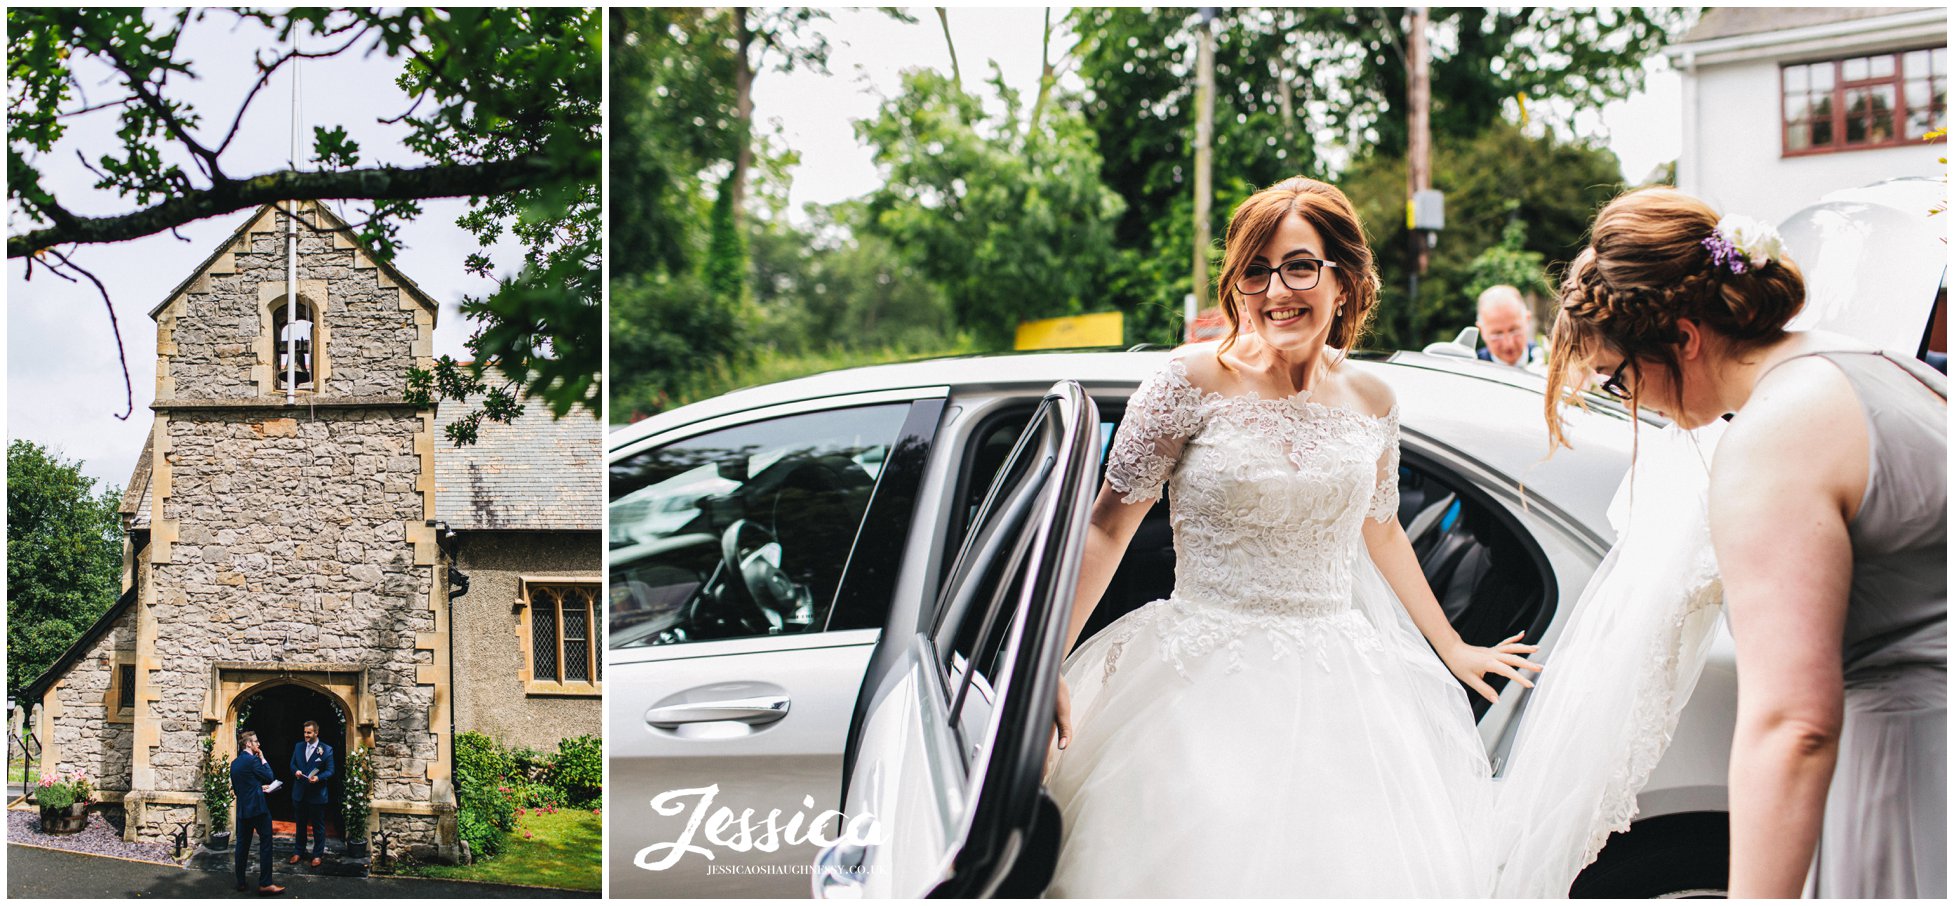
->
[201,736,233,849]
[340,745,374,857]
[36,770,93,834]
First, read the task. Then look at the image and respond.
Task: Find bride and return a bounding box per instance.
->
[1040,176,1540,897]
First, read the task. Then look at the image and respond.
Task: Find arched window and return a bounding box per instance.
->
[271,297,318,390]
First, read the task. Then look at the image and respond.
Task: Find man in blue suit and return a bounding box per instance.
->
[288,720,334,867]
[231,730,284,895]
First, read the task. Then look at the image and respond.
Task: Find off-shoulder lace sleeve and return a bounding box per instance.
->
[1368,407,1401,522]
[1106,358,1207,504]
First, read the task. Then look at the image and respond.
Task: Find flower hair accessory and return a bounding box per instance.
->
[1701,215,1785,275]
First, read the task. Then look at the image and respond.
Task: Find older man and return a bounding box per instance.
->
[1475,285,1541,370]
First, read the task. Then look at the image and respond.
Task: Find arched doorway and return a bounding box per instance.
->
[235,683,346,835]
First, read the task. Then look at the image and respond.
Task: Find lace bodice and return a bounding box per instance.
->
[1107,356,1400,618]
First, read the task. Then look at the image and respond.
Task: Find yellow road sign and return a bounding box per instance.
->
[1014,311,1124,350]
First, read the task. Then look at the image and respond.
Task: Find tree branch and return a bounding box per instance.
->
[9,156,577,258]
[43,248,135,421]
[214,25,375,157]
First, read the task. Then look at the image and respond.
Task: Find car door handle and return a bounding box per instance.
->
[645,695,791,727]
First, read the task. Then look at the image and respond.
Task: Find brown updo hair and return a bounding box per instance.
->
[1215,177,1381,364]
[1543,187,1806,448]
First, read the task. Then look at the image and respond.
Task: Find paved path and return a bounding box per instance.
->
[6,844,596,898]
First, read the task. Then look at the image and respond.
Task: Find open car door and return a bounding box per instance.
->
[815,380,1100,898]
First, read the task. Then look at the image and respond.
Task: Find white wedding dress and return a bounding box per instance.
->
[1043,356,1730,898]
[1044,357,1495,897]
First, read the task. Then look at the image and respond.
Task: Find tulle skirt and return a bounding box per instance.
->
[1043,590,1493,898]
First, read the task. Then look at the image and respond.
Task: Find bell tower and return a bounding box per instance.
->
[121,200,457,852]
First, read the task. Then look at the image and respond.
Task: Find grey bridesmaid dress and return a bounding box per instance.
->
[1786,351,1946,899]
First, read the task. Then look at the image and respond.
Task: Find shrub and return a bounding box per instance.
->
[340,745,374,842]
[453,732,518,857]
[200,737,232,830]
[547,735,602,808]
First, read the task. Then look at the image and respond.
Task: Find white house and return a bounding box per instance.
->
[1666,7,1947,224]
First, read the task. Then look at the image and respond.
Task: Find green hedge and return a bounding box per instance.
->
[454,732,604,858]
[549,735,602,808]
[453,732,517,858]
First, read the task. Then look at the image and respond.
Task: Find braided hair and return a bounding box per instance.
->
[1544,188,1805,449]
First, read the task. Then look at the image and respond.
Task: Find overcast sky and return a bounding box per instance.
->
[6,11,518,490]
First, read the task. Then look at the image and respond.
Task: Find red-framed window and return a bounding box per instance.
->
[1782,46,1946,156]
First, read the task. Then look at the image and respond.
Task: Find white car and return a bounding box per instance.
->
[607,350,1738,898]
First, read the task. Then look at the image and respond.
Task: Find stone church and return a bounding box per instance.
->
[19,201,602,853]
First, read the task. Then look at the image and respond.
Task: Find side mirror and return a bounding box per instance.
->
[1423,326,1481,359]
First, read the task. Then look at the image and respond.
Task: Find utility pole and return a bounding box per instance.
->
[1191,7,1217,336]
[1405,6,1432,343]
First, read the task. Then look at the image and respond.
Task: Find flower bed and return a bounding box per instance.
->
[7,808,175,863]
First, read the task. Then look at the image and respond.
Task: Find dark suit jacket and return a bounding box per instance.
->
[289,740,335,804]
[231,752,275,820]
[1477,343,1538,366]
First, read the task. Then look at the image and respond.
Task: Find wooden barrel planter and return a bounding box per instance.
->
[38,803,88,835]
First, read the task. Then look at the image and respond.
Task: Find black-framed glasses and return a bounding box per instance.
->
[1598,360,1636,402]
[1237,257,1338,295]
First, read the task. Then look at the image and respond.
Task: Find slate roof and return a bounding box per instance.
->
[1677,7,1933,44]
[433,393,603,532]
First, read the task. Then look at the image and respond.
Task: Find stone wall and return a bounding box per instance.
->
[162,206,423,400]
[381,812,440,851]
[46,609,137,790]
[149,409,435,805]
[451,532,602,751]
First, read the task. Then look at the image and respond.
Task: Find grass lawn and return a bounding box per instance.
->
[392,807,601,892]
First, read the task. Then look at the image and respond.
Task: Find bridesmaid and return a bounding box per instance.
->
[1542,187,1946,898]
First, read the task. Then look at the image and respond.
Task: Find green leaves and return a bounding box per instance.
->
[311,125,361,170]
[8,8,600,440]
[856,68,1125,348]
[7,440,123,695]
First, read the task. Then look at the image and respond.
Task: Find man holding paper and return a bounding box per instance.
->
[288,720,335,867]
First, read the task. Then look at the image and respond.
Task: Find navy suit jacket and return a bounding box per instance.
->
[231,752,275,820]
[289,740,335,804]
[1478,343,1538,367]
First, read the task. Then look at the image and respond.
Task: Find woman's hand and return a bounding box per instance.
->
[1439,632,1542,703]
[1051,675,1074,752]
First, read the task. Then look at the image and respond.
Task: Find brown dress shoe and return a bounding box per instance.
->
[258,885,286,896]
[309,857,322,867]
[287,854,302,864]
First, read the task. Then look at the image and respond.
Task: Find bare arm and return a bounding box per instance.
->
[1049,480,1155,753]
[1353,372,1535,701]
[1714,363,1863,898]
[1362,515,1538,702]
[1065,481,1154,654]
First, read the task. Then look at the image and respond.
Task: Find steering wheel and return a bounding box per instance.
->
[717,519,795,635]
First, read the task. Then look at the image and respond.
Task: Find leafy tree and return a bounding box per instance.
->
[608,7,835,418]
[856,67,1125,348]
[1464,220,1554,314]
[7,8,600,440]
[7,441,124,695]
[1066,7,1684,343]
[748,201,956,356]
[1340,121,1625,349]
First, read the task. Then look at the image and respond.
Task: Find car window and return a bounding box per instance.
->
[608,403,910,648]
[1394,460,1553,716]
[932,398,1057,768]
